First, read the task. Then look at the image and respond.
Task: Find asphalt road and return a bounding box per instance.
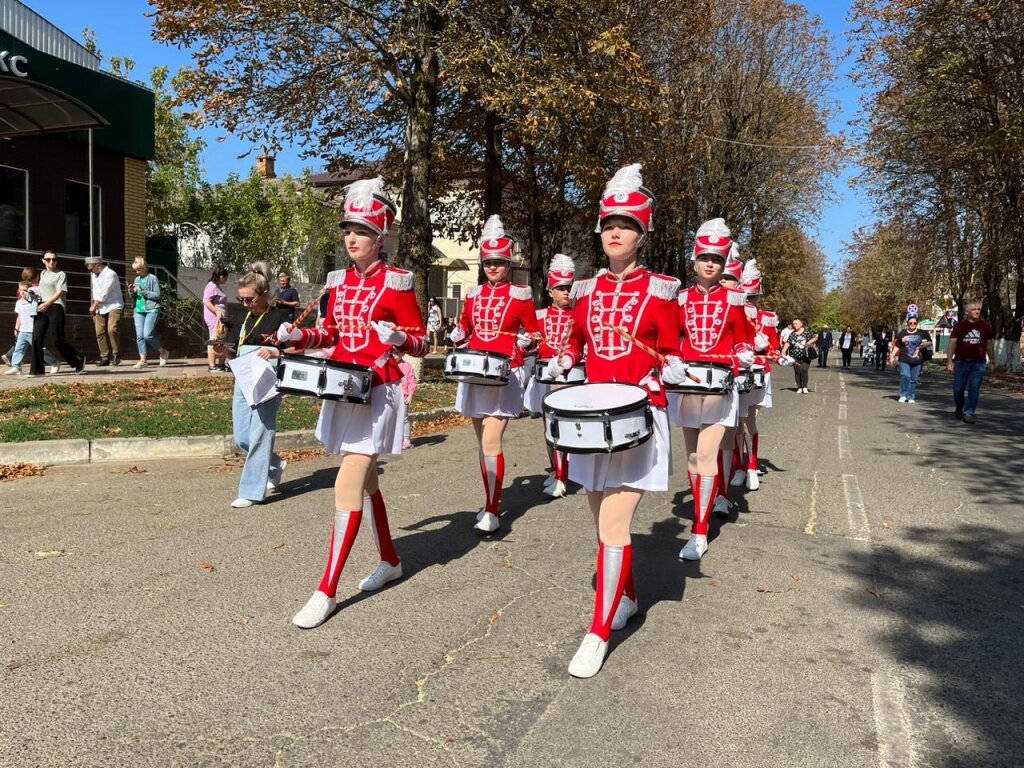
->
[2,362,1021,767]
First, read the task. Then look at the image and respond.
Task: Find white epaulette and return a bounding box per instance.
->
[761,311,779,327]
[384,267,415,292]
[467,284,483,299]
[324,269,346,288]
[510,284,533,301]
[726,287,747,307]
[648,274,681,301]
[678,287,689,306]
[536,308,547,320]
[570,276,598,302]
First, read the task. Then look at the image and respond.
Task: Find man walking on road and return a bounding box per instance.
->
[947,301,995,423]
[817,325,833,367]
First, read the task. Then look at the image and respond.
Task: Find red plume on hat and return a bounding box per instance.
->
[546,253,575,290]
[691,218,733,261]
[479,215,515,260]
[740,258,763,295]
[595,163,656,234]
[342,176,397,236]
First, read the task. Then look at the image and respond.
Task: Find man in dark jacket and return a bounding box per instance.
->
[874,329,891,371]
[817,325,833,367]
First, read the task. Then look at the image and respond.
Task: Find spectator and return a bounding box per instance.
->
[3,281,37,375]
[947,301,995,424]
[443,316,457,351]
[874,329,891,370]
[128,258,170,368]
[781,318,818,393]
[395,348,417,449]
[274,272,300,322]
[891,314,932,403]
[2,267,61,374]
[860,332,871,365]
[837,325,855,369]
[203,267,231,372]
[85,256,124,366]
[426,297,443,353]
[817,325,833,367]
[30,251,85,377]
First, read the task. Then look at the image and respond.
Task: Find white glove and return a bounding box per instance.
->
[736,349,755,368]
[776,355,794,367]
[371,320,406,347]
[448,326,467,344]
[660,356,689,385]
[545,356,568,379]
[276,322,301,343]
[754,332,769,352]
[516,333,534,349]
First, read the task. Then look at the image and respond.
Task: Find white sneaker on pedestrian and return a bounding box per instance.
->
[680,534,708,561]
[2,367,19,375]
[292,591,336,628]
[712,495,731,517]
[133,360,147,369]
[231,497,255,508]
[611,596,638,631]
[543,479,567,498]
[568,632,609,678]
[358,561,403,591]
[0,354,8,366]
[49,364,61,375]
[907,399,915,404]
[730,469,746,487]
[474,511,500,533]
[266,460,287,493]
[159,349,170,366]
[266,480,277,494]
[746,471,760,491]
[898,396,907,403]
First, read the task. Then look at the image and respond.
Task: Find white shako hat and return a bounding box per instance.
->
[546,253,575,289]
[595,163,656,234]
[479,215,516,260]
[691,217,733,261]
[341,176,397,236]
[740,258,763,295]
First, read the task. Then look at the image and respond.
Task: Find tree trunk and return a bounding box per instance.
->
[524,145,545,300]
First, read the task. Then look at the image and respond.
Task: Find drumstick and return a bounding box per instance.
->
[291,286,330,329]
[601,324,702,384]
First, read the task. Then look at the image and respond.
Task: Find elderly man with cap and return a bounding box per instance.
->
[86,256,124,366]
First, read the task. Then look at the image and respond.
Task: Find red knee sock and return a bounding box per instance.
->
[367,491,400,566]
[555,451,569,482]
[719,449,732,499]
[480,454,505,514]
[748,433,760,471]
[317,509,363,598]
[589,542,632,642]
[692,474,717,536]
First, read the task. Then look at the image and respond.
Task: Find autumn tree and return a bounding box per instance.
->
[753,221,827,323]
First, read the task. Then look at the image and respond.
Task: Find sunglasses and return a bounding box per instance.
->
[482,261,507,269]
[240,296,260,305]
[42,257,56,262]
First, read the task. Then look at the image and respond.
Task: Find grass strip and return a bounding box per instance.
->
[0,376,457,442]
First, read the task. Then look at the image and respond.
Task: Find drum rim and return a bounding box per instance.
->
[542,382,649,418]
[680,361,735,372]
[543,430,653,454]
[321,358,373,373]
[445,348,511,361]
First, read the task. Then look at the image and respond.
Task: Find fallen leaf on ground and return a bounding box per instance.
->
[33,550,68,560]
[756,586,788,594]
[867,587,882,599]
[278,448,325,462]
[412,413,471,437]
[1,463,46,482]
[489,611,503,624]
[791,574,801,582]
[113,465,147,474]
[198,562,216,572]
[0,603,7,609]
[271,543,285,550]
[234,618,250,626]
[882,522,891,529]
[708,580,719,587]
[105,426,123,435]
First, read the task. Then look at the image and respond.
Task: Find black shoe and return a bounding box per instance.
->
[963,414,976,424]
[954,410,963,420]
[112,356,121,366]
[94,359,110,367]
[75,361,86,375]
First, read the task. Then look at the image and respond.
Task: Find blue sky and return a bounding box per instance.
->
[22,0,872,273]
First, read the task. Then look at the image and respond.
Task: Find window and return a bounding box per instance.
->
[449,283,462,300]
[65,180,102,257]
[0,165,28,249]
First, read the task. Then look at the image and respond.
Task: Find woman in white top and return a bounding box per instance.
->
[30,251,85,376]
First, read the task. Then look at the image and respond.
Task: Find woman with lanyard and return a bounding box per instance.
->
[449,215,540,535]
[277,178,429,630]
[781,318,818,393]
[522,253,577,499]
[671,219,754,560]
[545,164,686,678]
[216,262,292,509]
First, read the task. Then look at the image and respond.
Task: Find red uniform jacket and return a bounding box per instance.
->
[459,282,539,369]
[291,262,427,386]
[562,267,681,407]
[677,284,754,367]
[748,306,780,371]
[536,305,575,360]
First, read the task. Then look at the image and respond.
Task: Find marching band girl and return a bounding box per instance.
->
[277,178,429,629]
[449,216,540,534]
[546,164,687,678]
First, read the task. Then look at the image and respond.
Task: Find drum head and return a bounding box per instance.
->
[544,382,648,415]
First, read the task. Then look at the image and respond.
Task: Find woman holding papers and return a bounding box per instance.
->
[217,262,292,509]
[276,177,429,630]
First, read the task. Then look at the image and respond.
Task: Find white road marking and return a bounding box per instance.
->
[840,390,847,403]
[842,474,869,540]
[838,426,852,458]
[838,404,847,421]
[872,669,918,767]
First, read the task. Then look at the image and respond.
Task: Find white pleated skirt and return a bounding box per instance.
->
[522,373,548,415]
[568,406,672,492]
[668,389,740,429]
[455,367,526,418]
[316,382,405,456]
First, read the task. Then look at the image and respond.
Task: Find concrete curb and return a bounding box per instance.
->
[0,407,458,467]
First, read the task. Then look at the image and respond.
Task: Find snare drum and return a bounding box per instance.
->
[276,355,324,398]
[751,364,766,390]
[736,370,754,394]
[534,359,587,384]
[444,349,511,386]
[276,355,372,403]
[543,383,652,454]
[664,362,734,395]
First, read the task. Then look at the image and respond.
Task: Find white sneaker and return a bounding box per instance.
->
[159,349,170,367]
[543,479,567,498]
[2,367,19,375]
[231,497,254,508]
[266,460,287,493]
[292,591,336,629]
[568,632,609,678]
[907,399,915,404]
[474,511,500,533]
[133,360,147,369]
[358,561,403,591]
[49,364,61,375]
[611,596,638,631]
[746,471,760,491]
[730,469,746,487]
[265,480,277,494]
[680,534,708,561]
[0,354,8,366]
[898,396,907,403]
[712,495,731,517]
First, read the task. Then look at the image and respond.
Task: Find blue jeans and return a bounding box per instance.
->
[11,331,32,367]
[899,362,922,400]
[232,385,283,502]
[953,361,986,416]
[134,311,162,357]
